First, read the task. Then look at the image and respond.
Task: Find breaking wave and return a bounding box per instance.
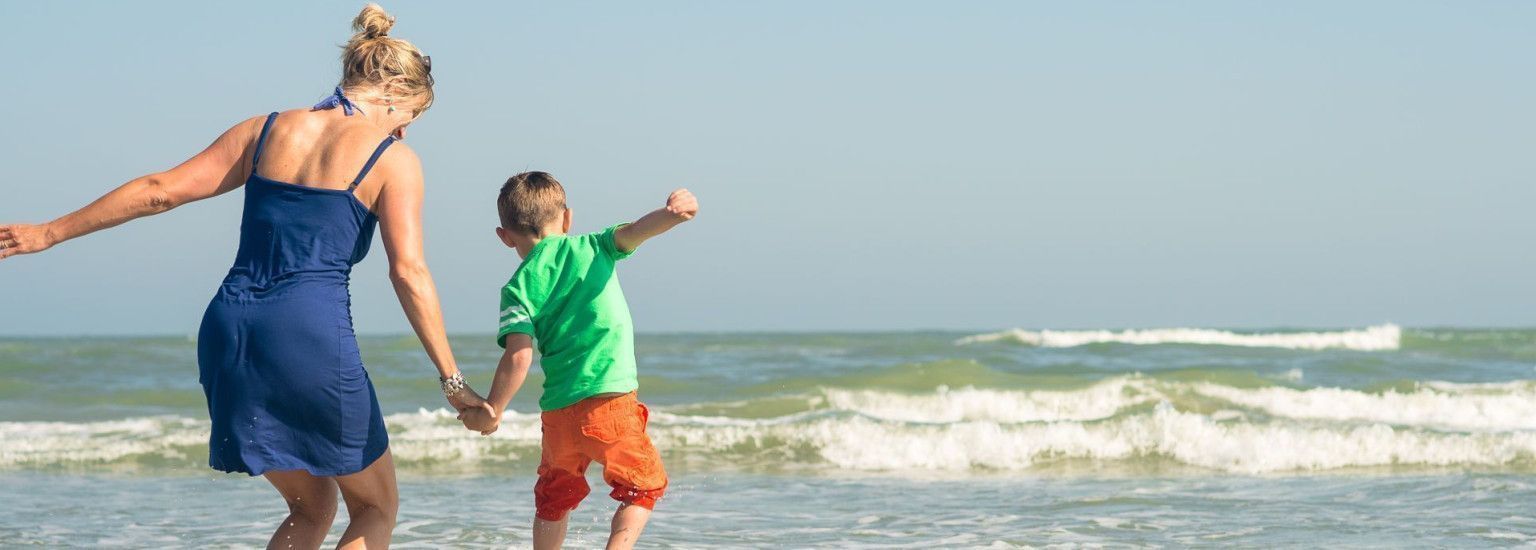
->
[4,376,1534,475]
[957,324,1401,351]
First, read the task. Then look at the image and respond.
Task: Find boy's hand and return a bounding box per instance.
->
[457,404,500,436]
[614,189,699,252]
[665,188,698,221]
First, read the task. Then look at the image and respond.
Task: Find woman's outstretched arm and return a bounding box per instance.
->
[372,144,485,410]
[0,116,263,261]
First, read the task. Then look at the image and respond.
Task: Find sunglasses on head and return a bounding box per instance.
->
[421,54,434,87]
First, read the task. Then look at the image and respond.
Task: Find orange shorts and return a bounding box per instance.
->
[534,392,667,521]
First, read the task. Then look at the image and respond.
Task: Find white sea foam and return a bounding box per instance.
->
[1192,382,1536,432]
[8,378,1536,474]
[818,378,1159,423]
[1418,380,1536,393]
[956,324,1401,351]
[382,408,544,464]
[643,403,1536,473]
[0,416,206,467]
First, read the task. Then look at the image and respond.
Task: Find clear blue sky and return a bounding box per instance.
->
[1,1,1532,335]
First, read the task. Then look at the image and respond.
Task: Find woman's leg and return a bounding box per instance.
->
[335,449,399,549]
[264,470,339,550]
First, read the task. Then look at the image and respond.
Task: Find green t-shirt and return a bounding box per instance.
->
[497,225,638,411]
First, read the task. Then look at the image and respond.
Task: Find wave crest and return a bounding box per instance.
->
[957,324,1401,351]
[8,376,1536,475]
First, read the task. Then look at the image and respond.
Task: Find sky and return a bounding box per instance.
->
[1,1,1533,336]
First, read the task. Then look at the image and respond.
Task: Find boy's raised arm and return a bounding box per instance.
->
[613,188,698,253]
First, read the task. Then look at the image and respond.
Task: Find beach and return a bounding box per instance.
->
[3,327,1536,547]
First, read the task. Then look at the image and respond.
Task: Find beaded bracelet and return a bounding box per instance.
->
[440,372,466,397]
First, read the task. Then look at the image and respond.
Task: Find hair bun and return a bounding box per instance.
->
[337,2,434,115]
[352,3,396,39]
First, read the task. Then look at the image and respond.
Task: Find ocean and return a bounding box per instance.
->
[3,326,1536,547]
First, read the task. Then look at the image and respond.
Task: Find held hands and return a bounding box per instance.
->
[458,405,500,436]
[447,385,500,435]
[665,189,699,222]
[0,224,56,261]
[446,383,488,412]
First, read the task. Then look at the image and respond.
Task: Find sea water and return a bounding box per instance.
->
[3,327,1536,547]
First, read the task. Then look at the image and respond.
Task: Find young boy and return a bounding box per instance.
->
[459,171,697,550]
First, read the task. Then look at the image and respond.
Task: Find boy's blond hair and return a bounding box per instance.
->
[497,171,567,237]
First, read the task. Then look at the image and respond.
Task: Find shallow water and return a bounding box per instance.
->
[5,472,1536,547]
[3,327,1536,546]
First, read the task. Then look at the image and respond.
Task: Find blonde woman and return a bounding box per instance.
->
[0,5,484,548]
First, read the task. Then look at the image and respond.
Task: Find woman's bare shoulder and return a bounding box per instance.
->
[373,139,423,182]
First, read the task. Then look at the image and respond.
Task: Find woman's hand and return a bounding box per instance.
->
[0,224,57,261]
[447,385,488,412]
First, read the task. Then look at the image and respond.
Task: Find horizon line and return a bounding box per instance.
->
[3,323,1535,340]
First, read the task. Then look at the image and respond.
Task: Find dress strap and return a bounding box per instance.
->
[349,136,397,191]
[251,112,279,171]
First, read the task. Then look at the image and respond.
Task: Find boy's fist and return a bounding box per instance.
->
[666,188,698,221]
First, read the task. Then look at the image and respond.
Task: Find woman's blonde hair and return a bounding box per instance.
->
[340,3,433,115]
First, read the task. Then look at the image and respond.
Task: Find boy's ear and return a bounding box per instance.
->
[495,226,515,248]
[562,208,573,233]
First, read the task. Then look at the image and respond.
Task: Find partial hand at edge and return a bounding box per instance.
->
[0,224,56,261]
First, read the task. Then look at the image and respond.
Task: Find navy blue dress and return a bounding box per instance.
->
[197,112,395,476]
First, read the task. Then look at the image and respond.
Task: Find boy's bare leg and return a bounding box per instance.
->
[606,503,652,550]
[533,516,569,550]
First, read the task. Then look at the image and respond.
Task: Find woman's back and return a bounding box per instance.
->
[223,110,395,291]
[250,109,400,199]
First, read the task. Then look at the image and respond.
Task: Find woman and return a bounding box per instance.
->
[0,5,484,548]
